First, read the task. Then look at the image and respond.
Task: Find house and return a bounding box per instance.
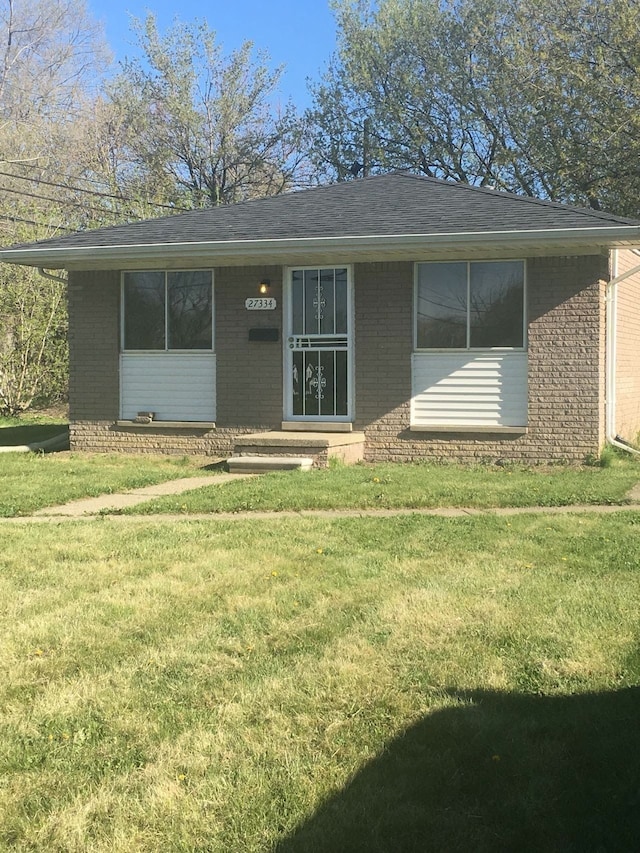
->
[2,172,640,466]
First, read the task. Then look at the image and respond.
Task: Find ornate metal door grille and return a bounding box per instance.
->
[288,268,350,418]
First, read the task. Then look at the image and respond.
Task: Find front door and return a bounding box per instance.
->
[285,267,352,422]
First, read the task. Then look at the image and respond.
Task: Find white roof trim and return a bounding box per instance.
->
[3,225,640,268]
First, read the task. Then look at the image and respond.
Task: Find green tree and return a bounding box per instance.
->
[0,0,110,414]
[0,251,67,416]
[309,0,640,215]
[105,15,309,208]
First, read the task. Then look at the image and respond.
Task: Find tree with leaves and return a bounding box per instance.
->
[0,248,67,415]
[105,15,309,208]
[0,7,314,412]
[309,0,640,215]
[0,0,111,414]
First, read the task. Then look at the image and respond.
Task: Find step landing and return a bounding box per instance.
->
[230,430,366,469]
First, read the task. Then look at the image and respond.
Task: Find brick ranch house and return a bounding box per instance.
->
[2,172,640,466]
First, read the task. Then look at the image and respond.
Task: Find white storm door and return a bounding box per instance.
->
[285,267,353,421]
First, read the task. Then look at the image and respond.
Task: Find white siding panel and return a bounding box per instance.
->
[411,352,528,427]
[121,353,216,421]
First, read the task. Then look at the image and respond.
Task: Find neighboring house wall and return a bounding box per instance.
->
[67,255,609,462]
[613,249,640,442]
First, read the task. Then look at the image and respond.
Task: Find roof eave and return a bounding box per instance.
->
[2,226,640,269]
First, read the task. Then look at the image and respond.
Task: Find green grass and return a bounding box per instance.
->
[123,455,640,515]
[0,453,220,517]
[0,412,67,427]
[0,511,639,850]
[0,447,637,518]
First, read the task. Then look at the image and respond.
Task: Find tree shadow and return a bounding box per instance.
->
[276,686,640,853]
[0,423,68,450]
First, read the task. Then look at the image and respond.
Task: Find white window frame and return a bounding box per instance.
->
[413,260,527,352]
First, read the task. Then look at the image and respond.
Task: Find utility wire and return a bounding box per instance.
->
[0,213,75,232]
[0,183,142,221]
[0,168,191,212]
[12,160,137,192]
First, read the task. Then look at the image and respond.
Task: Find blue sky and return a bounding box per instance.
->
[88,0,338,109]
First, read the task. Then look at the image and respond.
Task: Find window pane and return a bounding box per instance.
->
[319,268,335,335]
[167,271,213,350]
[123,272,165,349]
[304,269,319,334]
[334,349,348,415]
[291,270,304,335]
[416,263,467,348]
[292,350,304,415]
[334,268,348,334]
[302,350,321,416]
[469,261,524,348]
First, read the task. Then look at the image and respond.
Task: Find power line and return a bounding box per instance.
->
[0,167,191,213]
[0,213,74,232]
[0,183,141,221]
[13,160,133,193]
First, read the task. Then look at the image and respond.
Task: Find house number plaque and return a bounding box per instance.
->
[245,297,276,310]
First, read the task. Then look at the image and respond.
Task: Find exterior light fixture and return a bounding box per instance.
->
[258,278,271,295]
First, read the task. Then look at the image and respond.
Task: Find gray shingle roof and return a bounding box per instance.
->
[5,172,640,253]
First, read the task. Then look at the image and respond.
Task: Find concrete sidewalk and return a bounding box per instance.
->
[5,502,640,524]
[30,472,254,517]
[0,477,634,523]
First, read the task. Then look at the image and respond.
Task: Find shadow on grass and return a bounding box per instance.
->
[201,459,229,472]
[0,423,68,448]
[276,686,640,853]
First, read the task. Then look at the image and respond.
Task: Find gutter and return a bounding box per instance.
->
[605,249,640,456]
[3,225,640,268]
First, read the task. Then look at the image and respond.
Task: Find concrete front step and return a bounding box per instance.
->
[227,455,314,474]
[232,430,366,468]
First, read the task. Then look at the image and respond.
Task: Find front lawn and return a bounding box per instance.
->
[0,448,637,518]
[1,512,639,850]
[123,455,640,515]
[0,453,220,517]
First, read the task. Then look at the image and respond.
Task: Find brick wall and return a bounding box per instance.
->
[355,256,607,463]
[215,265,283,429]
[68,266,283,456]
[526,255,606,460]
[353,261,413,443]
[69,422,256,456]
[69,256,609,462]
[613,249,640,442]
[68,270,120,421]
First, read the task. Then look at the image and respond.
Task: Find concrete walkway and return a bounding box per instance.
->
[0,476,636,524]
[5,503,640,525]
[30,473,254,517]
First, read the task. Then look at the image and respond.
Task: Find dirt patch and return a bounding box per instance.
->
[30,402,69,419]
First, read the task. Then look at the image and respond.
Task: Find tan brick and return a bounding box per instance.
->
[355,256,607,463]
[613,250,640,441]
[69,256,612,462]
